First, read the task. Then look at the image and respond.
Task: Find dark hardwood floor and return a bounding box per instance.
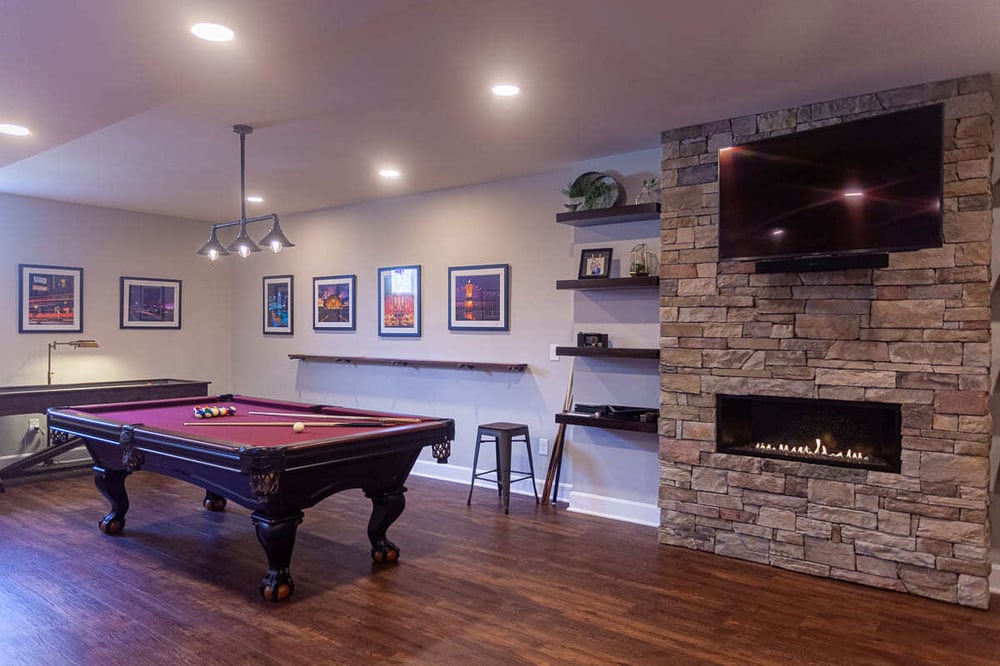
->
[1,472,998,665]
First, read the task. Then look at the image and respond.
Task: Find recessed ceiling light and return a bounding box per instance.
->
[246,195,264,203]
[378,168,401,179]
[191,23,235,42]
[491,83,520,97]
[0,123,31,136]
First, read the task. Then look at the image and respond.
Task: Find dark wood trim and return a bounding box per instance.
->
[0,379,211,417]
[289,354,528,373]
[556,276,659,290]
[555,412,658,433]
[555,202,661,227]
[554,346,658,360]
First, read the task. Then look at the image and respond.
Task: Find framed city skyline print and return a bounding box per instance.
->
[119,276,181,329]
[378,265,420,337]
[448,263,509,331]
[18,264,83,333]
[263,275,293,335]
[313,274,356,331]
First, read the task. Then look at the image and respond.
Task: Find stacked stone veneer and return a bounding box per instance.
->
[657,75,994,608]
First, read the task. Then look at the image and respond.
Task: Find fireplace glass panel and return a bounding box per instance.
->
[716,394,901,473]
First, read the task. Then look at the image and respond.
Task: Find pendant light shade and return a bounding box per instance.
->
[257,216,295,253]
[196,226,231,261]
[226,221,262,257]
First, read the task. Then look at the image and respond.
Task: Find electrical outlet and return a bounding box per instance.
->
[28,418,40,431]
[549,344,560,361]
[539,438,549,456]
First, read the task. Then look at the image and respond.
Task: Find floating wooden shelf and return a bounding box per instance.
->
[556,276,659,290]
[554,346,659,360]
[555,203,661,227]
[288,354,528,373]
[555,412,658,433]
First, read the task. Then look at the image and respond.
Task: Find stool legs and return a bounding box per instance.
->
[467,433,483,505]
[498,434,512,514]
[522,436,540,505]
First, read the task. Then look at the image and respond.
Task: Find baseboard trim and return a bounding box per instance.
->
[565,490,660,527]
[412,459,568,509]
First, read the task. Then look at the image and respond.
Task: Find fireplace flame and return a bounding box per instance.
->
[753,438,870,462]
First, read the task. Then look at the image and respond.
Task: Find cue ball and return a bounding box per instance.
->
[293,422,305,433]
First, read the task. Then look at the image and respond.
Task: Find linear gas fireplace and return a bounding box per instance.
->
[716,394,901,473]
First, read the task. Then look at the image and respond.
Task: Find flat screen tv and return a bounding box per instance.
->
[718,104,944,267]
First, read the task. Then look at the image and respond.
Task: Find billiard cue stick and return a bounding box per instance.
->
[182,421,387,427]
[247,411,421,423]
[542,358,574,505]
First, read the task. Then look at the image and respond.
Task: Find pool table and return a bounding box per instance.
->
[47,394,454,601]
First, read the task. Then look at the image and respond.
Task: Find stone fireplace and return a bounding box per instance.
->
[657,75,993,608]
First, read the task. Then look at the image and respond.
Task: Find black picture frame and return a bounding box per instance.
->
[263,275,294,335]
[119,277,182,329]
[448,264,510,331]
[378,265,420,337]
[578,248,613,279]
[313,274,356,331]
[18,264,84,333]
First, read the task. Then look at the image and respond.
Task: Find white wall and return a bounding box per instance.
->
[228,149,662,521]
[0,193,233,392]
[0,149,661,523]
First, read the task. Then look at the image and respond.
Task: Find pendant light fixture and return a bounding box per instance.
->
[196,124,294,261]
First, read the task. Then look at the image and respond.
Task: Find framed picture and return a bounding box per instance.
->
[378,265,420,337]
[448,264,510,331]
[313,274,356,331]
[18,264,83,333]
[119,277,181,329]
[578,248,613,279]
[263,275,294,335]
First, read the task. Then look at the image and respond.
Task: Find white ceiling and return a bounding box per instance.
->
[1,0,998,223]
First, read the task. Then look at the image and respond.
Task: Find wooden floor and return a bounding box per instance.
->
[1,473,998,666]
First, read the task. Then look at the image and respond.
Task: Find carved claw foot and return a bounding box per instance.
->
[203,492,227,511]
[99,514,125,535]
[370,539,400,564]
[259,570,295,602]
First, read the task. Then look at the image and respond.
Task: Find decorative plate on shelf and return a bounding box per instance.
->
[589,174,624,209]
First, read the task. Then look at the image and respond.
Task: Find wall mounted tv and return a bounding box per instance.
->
[718,104,944,273]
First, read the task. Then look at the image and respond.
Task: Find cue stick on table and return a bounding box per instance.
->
[247,410,421,423]
[183,421,389,428]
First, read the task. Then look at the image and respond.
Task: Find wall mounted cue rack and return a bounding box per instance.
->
[288,354,528,373]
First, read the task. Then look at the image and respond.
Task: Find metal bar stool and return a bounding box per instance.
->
[466,422,539,513]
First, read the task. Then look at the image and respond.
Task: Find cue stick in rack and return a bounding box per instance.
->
[542,358,574,505]
[247,411,421,423]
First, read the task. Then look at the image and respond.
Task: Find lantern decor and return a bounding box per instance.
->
[629,243,656,277]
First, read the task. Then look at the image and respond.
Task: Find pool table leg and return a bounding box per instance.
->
[365,487,406,563]
[94,467,130,535]
[251,511,303,602]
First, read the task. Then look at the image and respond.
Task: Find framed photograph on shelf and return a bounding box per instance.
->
[377,265,420,337]
[578,248,613,279]
[119,277,181,329]
[263,275,294,335]
[448,264,509,331]
[18,264,83,333]
[313,274,356,331]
